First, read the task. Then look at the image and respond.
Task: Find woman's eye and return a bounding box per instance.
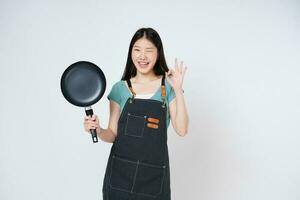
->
[134,49,140,51]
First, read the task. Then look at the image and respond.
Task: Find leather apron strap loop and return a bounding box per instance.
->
[161,75,167,108]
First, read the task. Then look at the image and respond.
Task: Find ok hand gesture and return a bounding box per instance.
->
[165,58,187,93]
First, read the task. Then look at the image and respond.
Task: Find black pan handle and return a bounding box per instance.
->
[85,107,98,143]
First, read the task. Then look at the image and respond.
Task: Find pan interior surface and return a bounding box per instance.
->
[61,62,106,107]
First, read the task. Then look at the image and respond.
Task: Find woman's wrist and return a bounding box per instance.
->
[174,88,184,94]
[96,127,102,136]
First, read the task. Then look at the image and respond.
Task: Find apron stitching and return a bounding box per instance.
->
[109,187,160,198]
[113,156,137,164]
[131,160,139,193]
[114,155,165,168]
[133,165,166,197]
[117,98,163,134]
[124,113,147,138]
[139,162,166,168]
[108,158,166,197]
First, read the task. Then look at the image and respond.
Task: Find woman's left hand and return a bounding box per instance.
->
[165,58,187,92]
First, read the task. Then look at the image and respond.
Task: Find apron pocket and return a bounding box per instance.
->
[125,113,147,137]
[133,162,166,197]
[109,155,137,192]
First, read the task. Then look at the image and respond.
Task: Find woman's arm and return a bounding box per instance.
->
[169,90,189,136]
[83,101,120,143]
[95,101,120,143]
[166,58,189,136]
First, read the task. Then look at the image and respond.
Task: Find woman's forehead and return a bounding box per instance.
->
[133,38,156,48]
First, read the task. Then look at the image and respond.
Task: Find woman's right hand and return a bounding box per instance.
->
[83,114,101,134]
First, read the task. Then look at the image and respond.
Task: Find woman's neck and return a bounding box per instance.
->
[132,72,161,84]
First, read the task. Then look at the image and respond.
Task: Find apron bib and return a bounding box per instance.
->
[102,76,171,200]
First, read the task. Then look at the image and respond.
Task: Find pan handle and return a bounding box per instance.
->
[85,107,98,143]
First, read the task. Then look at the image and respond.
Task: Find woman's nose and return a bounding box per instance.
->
[138,51,146,59]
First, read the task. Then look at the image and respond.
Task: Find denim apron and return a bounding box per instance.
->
[102,76,171,200]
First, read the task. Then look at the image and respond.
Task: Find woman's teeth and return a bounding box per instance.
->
[138,62,149,67]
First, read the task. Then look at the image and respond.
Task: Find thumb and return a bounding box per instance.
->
[95,115,99,123]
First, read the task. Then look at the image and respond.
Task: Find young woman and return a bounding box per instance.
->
[84,27,189,200]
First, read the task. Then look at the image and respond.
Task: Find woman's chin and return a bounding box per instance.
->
[135,66,152,73]
[136,68,154,75]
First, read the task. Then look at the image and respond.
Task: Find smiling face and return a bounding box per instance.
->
[131,37,158,76]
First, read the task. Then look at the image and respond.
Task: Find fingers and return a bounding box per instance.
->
[182,65,187,78]
[84,114,97,120]
[165,72,172,84]
[180,61,183,73]
[83,114,100,133]
[174,58,186,75]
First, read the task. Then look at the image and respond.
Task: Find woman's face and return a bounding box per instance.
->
[131,37,158,76]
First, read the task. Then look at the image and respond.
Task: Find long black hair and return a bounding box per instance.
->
[121,27,169,80]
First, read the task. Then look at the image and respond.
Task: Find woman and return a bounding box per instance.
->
[84,27,189,200]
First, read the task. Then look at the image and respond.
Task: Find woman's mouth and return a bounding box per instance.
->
[138,61,150,68]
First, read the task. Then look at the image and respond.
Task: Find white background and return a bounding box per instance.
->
[1,0,299,200]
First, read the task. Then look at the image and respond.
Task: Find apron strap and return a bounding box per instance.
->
[161,75,166,98]
[126,75,167,106]
[126,79,136,97]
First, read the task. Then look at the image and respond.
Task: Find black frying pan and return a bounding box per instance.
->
[60,61,106,143]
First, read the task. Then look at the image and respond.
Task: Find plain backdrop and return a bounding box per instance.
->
[0,0,299,200]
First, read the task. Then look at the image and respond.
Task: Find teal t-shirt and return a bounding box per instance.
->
[107,79,176,128]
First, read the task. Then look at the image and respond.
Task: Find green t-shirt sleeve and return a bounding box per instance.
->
[107,81,122,105]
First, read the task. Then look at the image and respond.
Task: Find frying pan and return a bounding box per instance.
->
[60,61,106,143]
